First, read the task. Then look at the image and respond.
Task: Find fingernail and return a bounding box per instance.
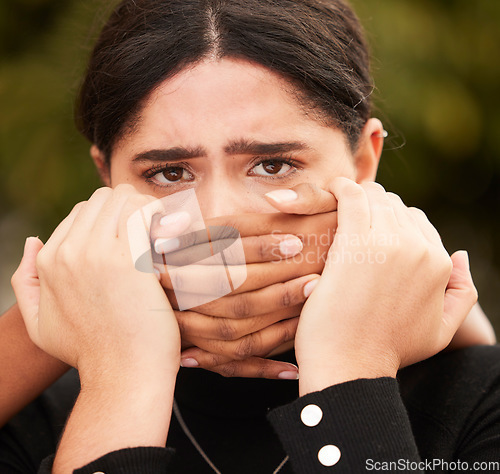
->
[265,189,298,203]
[279,237,303,257]
[180,358,199,368]
[155,237,180,254]
[24,236,38,252]
[303,278,319,298]
[278,370,299,380]
[159,211,191,229]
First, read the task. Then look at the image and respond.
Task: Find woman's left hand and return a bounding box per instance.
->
[293,178,478,394]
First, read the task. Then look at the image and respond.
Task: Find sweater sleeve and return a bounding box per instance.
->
[267,377,423,473]
[38,447,175,474]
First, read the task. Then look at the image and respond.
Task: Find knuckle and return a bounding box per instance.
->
[234,335,255,360]
[35,247,49,272]
[91,186,112,199]
[10,270,20,289]
[409,207,428,220]
[443,255,454,276]
[208,352,222,368]
[255,362,269,379]
[257,237,268,261]
[230,295,251,318]
[217,362,237,378]
[114,183,136,195]
[302,199,318,215]
[296,182,317,194]
[343,183,364,199]
[56,242,77,266]
[72,201,87,213]
[279,322,293,343]
[363,182,386,193]
[468,284,479,303]
[280,284,292,307]
[217,319,237,341]
[386,192,403,204]
[179,230,197,248]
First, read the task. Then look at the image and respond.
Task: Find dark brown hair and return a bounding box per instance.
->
[76,0,372,162]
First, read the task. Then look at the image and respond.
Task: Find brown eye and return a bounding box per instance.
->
[252,160,292,177]
[151,166,193,185]
[163,167,184,181]
[262,161,283,174]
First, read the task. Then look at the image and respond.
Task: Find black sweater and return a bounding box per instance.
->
[1,345,499,473]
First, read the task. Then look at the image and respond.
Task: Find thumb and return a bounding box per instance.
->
[11,237,44,339]
[264,182,337,215]
[442,250,478,335]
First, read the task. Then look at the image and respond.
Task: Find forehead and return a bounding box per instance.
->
[115,58,338,154]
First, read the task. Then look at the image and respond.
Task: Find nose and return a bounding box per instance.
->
[196,179,273,219]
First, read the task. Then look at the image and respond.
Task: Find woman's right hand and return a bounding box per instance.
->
[11,184,181,383]
[11,185,182,472]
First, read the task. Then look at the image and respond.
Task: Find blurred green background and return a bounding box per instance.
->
[1,0,499,333]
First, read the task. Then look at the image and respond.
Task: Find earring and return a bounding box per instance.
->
[375,130,388,138]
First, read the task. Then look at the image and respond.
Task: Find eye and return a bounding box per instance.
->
[251,160,293,177]
[151,166,194,184]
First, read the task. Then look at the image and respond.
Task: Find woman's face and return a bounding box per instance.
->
[94,58,383,218]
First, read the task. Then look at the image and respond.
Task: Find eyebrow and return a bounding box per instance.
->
[132,139,311,163]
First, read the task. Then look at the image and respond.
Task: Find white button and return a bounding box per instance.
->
[300,404,323,427]
[318,445,341,466]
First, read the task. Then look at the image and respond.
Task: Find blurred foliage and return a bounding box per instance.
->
[1,0,499,329]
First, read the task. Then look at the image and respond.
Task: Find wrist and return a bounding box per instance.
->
[80,358,179,393]
[53,369,176,473]
[298,356,398,396]
[78,342,180,388]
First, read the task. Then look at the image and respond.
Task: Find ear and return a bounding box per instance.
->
[90,145,111,187]
[353,118,385,183]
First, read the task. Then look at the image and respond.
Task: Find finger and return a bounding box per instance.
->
[119,192,185,274]
[187,317,299,360]
[160,258,322,296]
[179,350,299,380]
[440,251,478,345]
[385,192,414,228]
[176,304,302,340]
[407,207,442,246]
[360,182,398,229]
[205,210,337,239]
[11,237,44,343]
[91,184,143,238]
[329,177,370,234]
[150,210,192,243]
[161,232,305,266]
[265,182,337,215]
[63,187,112,245]
[186,274,320,318]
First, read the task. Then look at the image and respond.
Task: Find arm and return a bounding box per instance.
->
[12,186,181,473]
[0,303,68,427]
[275,178,478,472]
